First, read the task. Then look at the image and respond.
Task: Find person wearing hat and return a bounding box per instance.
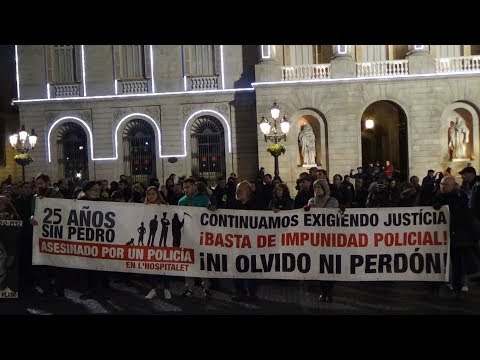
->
[294,174,314,209]
[460,166,480,219]
[459,166,480,286]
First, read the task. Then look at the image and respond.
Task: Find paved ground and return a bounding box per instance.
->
[2,271,480,315]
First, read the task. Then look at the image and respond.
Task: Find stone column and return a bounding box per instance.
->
[407,45,435,74]
[257,45,277,63]
[255,45,281,82]
[330,45,356,78]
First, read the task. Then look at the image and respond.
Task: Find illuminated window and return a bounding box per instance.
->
[123,119,156,185]
[190,116,225,181]
[57,122,89,183]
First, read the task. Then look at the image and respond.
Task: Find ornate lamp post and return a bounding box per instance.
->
[9,125,37,182]
[258,102,291,178]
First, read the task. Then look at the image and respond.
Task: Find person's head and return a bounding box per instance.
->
[145,186,162,205]
[132,183,144,195]
[166,178,175,188]
[109,181,119,192]
[0,241,14,291]
[272,176,282,188]
[309,167,318,177]
[427,169,435,177]
[274,183,290,200]
[174,183,184,195]
[332,174,343,187]
[386,160,391,166]
[264,174,272,185]
[317,169,328,181]
[217,176,226,188]
[118,179,129,191]
[301,175,314,190]
[83,181,101,200]
[459,166,477,183]
[313,179,328,198]
[35,174,50,195]
[19,181,33,197]
[110,190,125,202]
[119,174,128,181]
[409,176,420,187]
[183,178,198,198]
[101,180,109,191]
[195,181,208,195]
[440,176,457,194]
[357,166,363,173]
[58,178,69,190]
[355,178,364,190]
[235,180,253,204]
[149,178,160,188]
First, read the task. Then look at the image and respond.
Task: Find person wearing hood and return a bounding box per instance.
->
[304,179,339,303]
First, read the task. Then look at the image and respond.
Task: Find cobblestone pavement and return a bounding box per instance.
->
[2,272,480,315]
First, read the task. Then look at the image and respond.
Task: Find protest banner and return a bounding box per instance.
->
[0,220,22,299]
[32,198,450,281]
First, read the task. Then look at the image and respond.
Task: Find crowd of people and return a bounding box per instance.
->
[0,159,479,304]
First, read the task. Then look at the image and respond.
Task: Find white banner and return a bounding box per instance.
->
[32,198,450,281]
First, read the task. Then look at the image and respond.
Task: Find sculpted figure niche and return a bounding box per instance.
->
[298,123,316,165]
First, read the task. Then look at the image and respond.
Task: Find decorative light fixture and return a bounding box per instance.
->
[9,125,37,182]
[258,101,291,178]
[365,118,375,130]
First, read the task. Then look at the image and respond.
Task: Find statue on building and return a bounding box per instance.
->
[448,117,470,160]
[298,123,316,165]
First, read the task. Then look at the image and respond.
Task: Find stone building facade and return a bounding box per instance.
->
[10,45,480,187]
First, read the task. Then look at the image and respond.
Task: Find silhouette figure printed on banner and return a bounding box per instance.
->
[147,215,158,246]
[171,213,188,247]
[137,222,146,246]
[126,238,135,246]
[159,212,170,247]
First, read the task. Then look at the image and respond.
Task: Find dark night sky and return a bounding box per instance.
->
[0,45,16,112]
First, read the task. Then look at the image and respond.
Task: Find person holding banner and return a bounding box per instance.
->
[432,176,480,299]
[143,186,172,301]
[179,178,212,300]
[229,180,261,302]
[268,183,294,213]
[77,181,111,300]
[30,173,65,297]
[305,179,339,303]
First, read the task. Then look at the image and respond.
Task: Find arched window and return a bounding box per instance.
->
[190,116,225,181]
[57,122,89,182]
[122,119,156,185]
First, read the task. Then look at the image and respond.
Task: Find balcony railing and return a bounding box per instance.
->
[119,79,149,94]
[188,75,219,91]
[281,64,331,81]
[357,60,409,77]
[52,83,80,98]
[435,55,480,73]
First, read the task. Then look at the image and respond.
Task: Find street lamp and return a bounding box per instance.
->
[258,102,291,178]
[9,125,37,182]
